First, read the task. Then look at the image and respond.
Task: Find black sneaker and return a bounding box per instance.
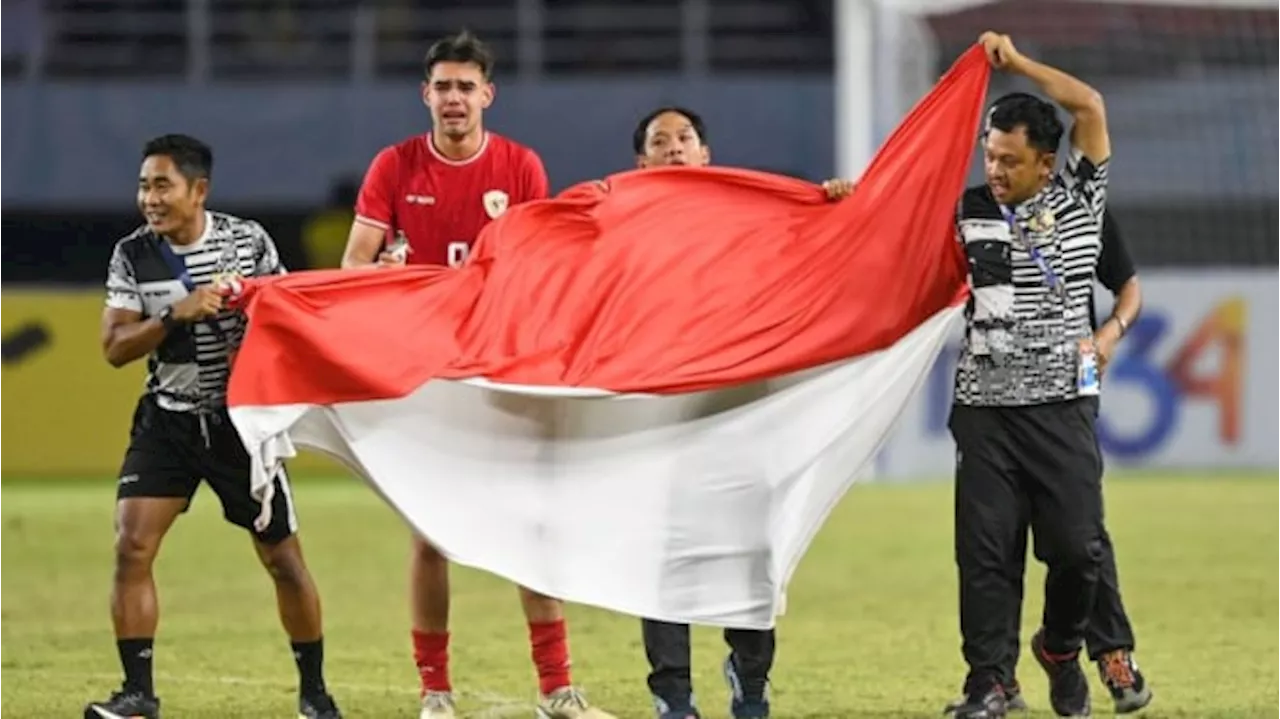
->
[943,684,1007,718]
[84,689,161,719]
[1005,679,1029,712]
[652,694,701,719]
[948,680,1027,715]
[723,655,770,718]
[1031,629,1091,717]
[299,691,343,719]
[1096,650,1153,714]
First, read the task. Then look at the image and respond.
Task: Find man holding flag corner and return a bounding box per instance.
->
[961,95,1154,718]
[945,32,1148,719]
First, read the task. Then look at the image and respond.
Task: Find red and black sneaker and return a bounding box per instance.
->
[1031,629,1091,717]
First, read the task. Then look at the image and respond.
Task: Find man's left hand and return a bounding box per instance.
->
[1094,320,1123,374]
[822,178,856,201]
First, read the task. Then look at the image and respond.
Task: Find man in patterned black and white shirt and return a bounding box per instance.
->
[86,134,342,719]
[954,96,1154,719]
[943,34,1139,719]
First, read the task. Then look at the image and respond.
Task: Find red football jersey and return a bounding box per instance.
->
[354,131,550,267]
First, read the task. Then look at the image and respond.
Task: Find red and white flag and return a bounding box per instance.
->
[227,47,989,629]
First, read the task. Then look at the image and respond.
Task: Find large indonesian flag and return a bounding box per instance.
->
[227,47,989,629]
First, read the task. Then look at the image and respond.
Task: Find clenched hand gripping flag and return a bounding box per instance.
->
[227,47,989,629]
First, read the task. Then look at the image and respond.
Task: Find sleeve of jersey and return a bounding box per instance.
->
[520,149,551,202]
[355,146,400,230]
[105,243,143,313]
[1062,147,1109,220]
[1096,211,1136,294]
[251,222,288,276]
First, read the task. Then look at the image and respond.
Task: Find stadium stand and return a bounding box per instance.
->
[18,0,836,78]
[2,0,1275,276]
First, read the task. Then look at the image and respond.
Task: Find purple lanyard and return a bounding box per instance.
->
[1001,206,1065,300]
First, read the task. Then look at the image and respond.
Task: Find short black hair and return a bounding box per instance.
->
[424,30,494,80]
[985,92,1064,155]
[632,106,708,155]
[142,133,213,182]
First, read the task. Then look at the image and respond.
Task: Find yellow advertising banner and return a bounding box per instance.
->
[1,290,342,478]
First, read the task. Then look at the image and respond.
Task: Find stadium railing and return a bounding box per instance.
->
[3,0,834,81]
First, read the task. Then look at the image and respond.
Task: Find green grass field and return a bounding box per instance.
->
[3,473,1276,718]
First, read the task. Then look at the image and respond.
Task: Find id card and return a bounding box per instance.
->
[1077,339,1101,396]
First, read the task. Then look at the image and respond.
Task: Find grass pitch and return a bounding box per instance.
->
[2,473,1276,718]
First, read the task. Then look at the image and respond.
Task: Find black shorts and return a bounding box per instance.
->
[116,394,298,544]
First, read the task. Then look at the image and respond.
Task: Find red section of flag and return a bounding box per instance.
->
[227,47,989,408]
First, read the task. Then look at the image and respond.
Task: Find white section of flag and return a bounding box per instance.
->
[230,305,963,629]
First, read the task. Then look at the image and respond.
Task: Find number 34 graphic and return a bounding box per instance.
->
[1098,297,1244,458]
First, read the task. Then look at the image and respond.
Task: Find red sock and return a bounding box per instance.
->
[529,619,572,696]
[412,630,451,694]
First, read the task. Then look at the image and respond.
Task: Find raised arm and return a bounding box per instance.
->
[979,32,1110,165]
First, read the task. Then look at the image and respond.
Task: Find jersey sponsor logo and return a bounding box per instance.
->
[958,219,1011,244]
[483,190,509,219]
[405,194,436,205]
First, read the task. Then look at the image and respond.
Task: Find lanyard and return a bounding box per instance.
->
[154,235,231,369]
[1000,205,1065,301]
[156,238,196,292]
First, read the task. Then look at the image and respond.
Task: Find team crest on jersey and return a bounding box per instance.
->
[483,190,509,219]
[1028,206,1056,233]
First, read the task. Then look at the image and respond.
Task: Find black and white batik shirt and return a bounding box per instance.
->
[105,211,285,412]
[953,147,1110,407]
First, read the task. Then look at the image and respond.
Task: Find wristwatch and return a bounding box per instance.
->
[157,305,181,332]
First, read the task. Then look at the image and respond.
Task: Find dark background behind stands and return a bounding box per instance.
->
[3,0,1276,282]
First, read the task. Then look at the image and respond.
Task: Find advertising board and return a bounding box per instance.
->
[876,270,1279,478]
[1,290,341,477]
[5,273,1275,478]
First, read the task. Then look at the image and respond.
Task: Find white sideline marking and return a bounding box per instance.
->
[10,668,533,717]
